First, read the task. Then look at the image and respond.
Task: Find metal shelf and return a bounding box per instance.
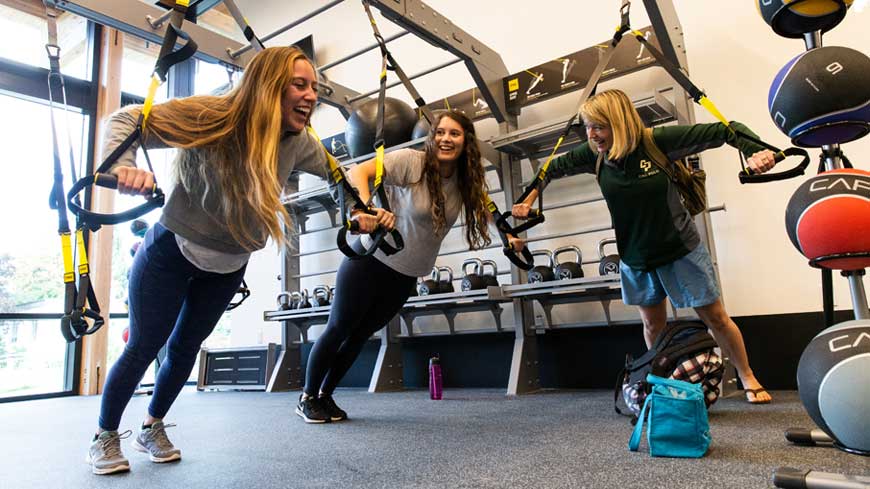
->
[502,275,623,328]
[488,91,676,160]
[401,286,510,335]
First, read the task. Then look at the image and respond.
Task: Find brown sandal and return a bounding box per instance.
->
[745,388,771,404]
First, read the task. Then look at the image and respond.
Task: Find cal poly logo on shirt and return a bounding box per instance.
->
[638,159,660,179]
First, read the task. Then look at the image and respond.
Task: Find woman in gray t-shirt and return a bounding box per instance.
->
[296,111,515,423]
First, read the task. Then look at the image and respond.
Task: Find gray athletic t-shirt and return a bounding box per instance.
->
[360,149,462,278]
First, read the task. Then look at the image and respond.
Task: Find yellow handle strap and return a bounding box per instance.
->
[374,146,384,188]
[75,228,90,275]
[61,232,74,283]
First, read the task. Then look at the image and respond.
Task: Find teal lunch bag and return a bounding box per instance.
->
[628,374,711,458]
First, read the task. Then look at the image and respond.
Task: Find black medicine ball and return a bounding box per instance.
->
[344,97,417,159]
[768,46,870,147]
[757,0,852,39]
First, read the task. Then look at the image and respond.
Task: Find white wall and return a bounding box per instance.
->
[228,1,870,346]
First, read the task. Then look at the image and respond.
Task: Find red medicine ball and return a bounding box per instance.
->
[785,168,870,270]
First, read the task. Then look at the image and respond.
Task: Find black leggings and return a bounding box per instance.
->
[303,251,415,396]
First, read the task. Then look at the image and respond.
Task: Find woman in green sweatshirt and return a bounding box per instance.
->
[513,89,776,404]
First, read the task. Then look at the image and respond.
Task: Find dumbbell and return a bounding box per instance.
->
[460,258,487,291]
[437,266,455,293]
[277,292,292,311]
[553,245,584,280]
[311,286,331,307]
[481,260,499,287]
[527,250,556,283]
[419,267,441,296]
[597,238,620,275]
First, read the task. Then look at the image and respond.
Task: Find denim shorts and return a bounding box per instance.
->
[619,243,721,308]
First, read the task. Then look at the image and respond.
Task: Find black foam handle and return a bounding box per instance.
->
[504,246,535,271]
[738,147,810,184]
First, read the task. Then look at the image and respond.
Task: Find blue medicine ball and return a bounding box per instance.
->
[768,46,870,147]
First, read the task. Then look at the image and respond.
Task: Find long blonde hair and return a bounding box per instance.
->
[135,46,312,250]
[420,111,491,249]
[580,89,645,161]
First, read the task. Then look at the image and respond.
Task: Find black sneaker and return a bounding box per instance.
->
[319,394,348,421]
[295,395,330,424]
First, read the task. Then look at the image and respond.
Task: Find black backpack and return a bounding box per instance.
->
[614,321,723,418]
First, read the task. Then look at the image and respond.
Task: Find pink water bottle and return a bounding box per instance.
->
[429,355,442,400]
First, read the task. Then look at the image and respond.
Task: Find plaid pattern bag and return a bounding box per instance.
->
[616,322,723,417]
[622,350,723,415]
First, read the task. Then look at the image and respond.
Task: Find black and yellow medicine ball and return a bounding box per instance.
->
[768,46,870,147]
[757,0,852,38]
[344,97,417,158]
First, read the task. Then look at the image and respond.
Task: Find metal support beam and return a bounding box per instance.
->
[369,317,404,392]
[367,0,510,123]
[50,0,255,68]
[320,30,410,71]
[347,58,462,103]
[498,120,541,396]
[228,0,345,59]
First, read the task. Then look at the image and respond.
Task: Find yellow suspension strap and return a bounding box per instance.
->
[43,1,104,342]
[627,28,809,183]
[307,126,402,259]
[508,0,632,232]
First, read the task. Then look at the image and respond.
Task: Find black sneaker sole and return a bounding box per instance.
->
[295,406,329,424]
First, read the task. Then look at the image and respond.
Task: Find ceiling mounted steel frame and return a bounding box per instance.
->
[366,0,511,123]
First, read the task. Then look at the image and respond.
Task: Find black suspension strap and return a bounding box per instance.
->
[44,1,103,342]
[509,0,632,232]
[627,27,809,183]
[308,126,403,259]
[52,0,195,342]
[485,196,536,270]
[222,0,265,53]
[66,0,198,230]
[362,0,434,125]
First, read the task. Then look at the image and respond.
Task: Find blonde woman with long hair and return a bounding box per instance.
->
[87,46,335,475]
[513,89,777,406]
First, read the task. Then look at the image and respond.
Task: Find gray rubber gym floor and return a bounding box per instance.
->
[1,388,866,488]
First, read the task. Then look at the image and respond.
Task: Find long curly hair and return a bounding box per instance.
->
[419,111,491,249]
[128,46,312,250]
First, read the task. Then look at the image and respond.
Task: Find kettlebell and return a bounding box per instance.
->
[419,267,440,296]
[597,237,620,276]
[460,258,486,291]
[289,291,304,309]
[481,260,499,287]
[312,286,331,307]
[296,289,312,309]
[276,292,292,311]
[437,266,455,293]
[527,250,556,283]
[553,245,584,280]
